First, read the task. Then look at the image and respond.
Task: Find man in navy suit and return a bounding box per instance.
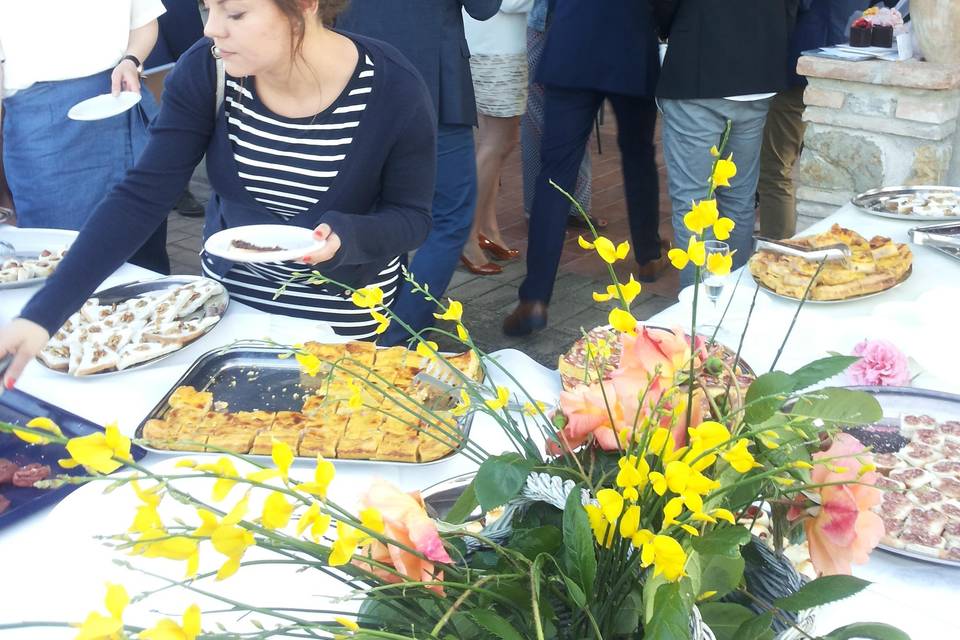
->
[503,0,663,336]
[337,1,501,344]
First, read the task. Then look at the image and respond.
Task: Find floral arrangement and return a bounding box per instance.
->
[847,339,911,387]
[0,130,912,640]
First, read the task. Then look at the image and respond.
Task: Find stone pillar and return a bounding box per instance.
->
[795,56,960,230]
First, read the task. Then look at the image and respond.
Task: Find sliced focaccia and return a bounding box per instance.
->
[168,385,214,412]
[375,431,420,462]
[141,419,180,448]
[299,414,350,458]
[251,429,302,455]
[205,415,258,454]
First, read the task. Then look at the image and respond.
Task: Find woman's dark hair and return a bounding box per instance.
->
[272,0,350,53]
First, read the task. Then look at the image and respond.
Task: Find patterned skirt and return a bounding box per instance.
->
[470,53,528,118]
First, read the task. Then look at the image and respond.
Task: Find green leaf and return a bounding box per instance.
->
[561,485,596,595]
[691,525,752,558]
[474,453,534,512]
[445,479,479,524]
[789,388,883,426]
[466,610,526,640]
[733,610,774,640]
[644,582,692,640]
[611,588,644,635]
[562,575,587,609]
[744,372,795,424]
[822,622,911,640]
[509,526,562,560]
[773,575,872,612]
[696,552,744,599]
[790,356,860,391]
[698,603,757,640]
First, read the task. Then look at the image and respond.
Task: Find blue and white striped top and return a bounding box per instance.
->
[203,44,401,340]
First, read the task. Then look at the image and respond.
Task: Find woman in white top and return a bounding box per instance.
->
[460,0,533,274]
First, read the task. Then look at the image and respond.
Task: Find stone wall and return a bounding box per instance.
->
[796,57,960,230]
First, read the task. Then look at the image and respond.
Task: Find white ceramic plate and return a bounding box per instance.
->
[0,227,77,290]
[204,224,326,263]
[67,91,142,121]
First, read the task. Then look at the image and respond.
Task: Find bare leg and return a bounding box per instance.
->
[463,113,521,264]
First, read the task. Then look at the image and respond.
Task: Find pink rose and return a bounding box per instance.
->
[848,339,910,387]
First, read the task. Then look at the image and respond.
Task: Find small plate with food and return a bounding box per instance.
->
[852,185,960,221]
[0,228,77,291]
[203,225,327,263]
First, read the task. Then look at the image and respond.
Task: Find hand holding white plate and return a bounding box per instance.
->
[204,224,328,263]
[67,91,142,121]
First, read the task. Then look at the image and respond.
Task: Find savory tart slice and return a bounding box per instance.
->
[302,341,347,363]
[299,414,350,458]
[272,411,309,432]
[336,433,380,460]
[251,429,302,455]
[381,415,419,437]
[168,385,214,412]
[176,411,229,452]
[206,415,257,454]
[372,346,410,370]
[302,394,338,417]
[230,410,276,432]
[141,419,180,448]
[375,431,420,462]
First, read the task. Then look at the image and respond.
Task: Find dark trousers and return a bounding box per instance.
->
[519,87,660,304]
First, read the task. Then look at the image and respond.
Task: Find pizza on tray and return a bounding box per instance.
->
[140,342,482,463]
[748,224,912,301]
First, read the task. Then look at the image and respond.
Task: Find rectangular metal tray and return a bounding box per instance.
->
[1,389,146,528]
[135,342,475,466]
[909,220,960,264]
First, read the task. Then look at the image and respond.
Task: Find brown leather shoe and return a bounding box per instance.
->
[460,254,503,275]
[478,234,520,260]
[636,254,669,283]
[503,301,548,337]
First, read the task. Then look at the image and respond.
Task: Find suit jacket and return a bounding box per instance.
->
[654,0,794,99]
[536,0,660,97]
[337,0,501,126]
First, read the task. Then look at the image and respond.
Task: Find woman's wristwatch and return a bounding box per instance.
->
[119,54,144,74]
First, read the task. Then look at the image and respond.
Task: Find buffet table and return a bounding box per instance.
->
[0,204,958,638]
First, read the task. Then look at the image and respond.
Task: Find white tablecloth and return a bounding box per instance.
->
[1,205,958,638]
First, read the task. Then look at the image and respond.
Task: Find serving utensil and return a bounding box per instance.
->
[754,236,851,263]
[0,240,14,260]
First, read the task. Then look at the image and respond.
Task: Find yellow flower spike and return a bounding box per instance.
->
[616,455,650,490]
[370,310,391,335]
[211,524,255,559]
[721,439,762,474]
[451,389,472,417]
[297,455,336,498]
[691,511,717,524]
[297,502,332,542]
[593,289,615,303]
[772,476,795,487]
[271,439,294,481]
[456,323,470,341]
[608,307,638,335]
[261,491,294,530]
[682,491,704,513]
[595,276,643,305]
[711,508,736,525]
[792,460,814,470]
[139,604,202,640]
[596,489,624,523]
[104,583,128,621]
[13,416,63,445]
[662,496,684,527]
[74,612,123,640]
[713,216,735,241]
[712,154,737,188]
[416,340,439,361]
[697,590,718,602]
[648,471,667,496]
[683,199,719,235]
[859,462,877,476]
[216,556,242,581]
[619,505,642,539]
[360,507,386,538]
[58,423,131,475]
[174,459,196,468]
[223,493,250,526]
[664,461,692,495]
[433,299,463,323]
[710,145,720,158]
[651,535,687,582]
[632,527,655,551]
[706,251,733,277]
[584,504,616,548]
[193,509,219,538]
[577,235,595,250]
[647,428,679,460]
[336,616,360,632]
[759,431,781,450]
[687,236,706,267]
[294,352,323,377]
[592,236,630,264]
[329,521,361,566]
[484,386,510,411]
[522,401,547,417]
[680,524,700,536]
[351,286,384,309]
[195,457,240,501]
[347,380,364,411]
[622,487,639,502]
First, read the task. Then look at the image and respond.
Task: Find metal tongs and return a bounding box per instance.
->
[909,223,960,250]
[0,353,13,396]
[754,236,851,263]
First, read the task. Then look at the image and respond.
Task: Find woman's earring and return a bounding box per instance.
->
[211,45,222,60]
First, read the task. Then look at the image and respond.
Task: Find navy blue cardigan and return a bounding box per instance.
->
[21,35,437,335]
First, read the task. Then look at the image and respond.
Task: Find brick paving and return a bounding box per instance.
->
[170,107,679,368]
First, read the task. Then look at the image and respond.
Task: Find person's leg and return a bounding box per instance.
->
[608,94,661,268]
[474,114,520,246]
[517,87,602,305]
[757,85,806,239]
[384,123,477,343]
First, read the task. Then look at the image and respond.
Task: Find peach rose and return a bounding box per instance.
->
[356,479,452,594]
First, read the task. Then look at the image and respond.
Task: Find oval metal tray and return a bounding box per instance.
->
[0,228,77,291]
[40,275,229,377]
[852,185,960,221]
[753,266,912,304]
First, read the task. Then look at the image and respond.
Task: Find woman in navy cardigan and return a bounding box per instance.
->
[0,0,436,385]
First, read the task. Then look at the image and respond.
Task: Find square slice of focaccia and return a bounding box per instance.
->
[251,429,302,455]
[205,415,257,454]
[141,419,179,449]
[271,411,309,432]
[375,431,420,462]
[299,413,350,458]
[167,386,214,412]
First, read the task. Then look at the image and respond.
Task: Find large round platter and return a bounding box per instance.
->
[39,275,228,377]
[852,185,960,221]
[753,265,912,305]
[842,386,960,568]
[0,228,77,291]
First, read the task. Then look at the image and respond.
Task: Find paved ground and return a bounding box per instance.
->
[170,108,680,368]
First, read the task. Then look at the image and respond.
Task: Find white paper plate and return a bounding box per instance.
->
[67,91,142,121]
[204,224,326,263]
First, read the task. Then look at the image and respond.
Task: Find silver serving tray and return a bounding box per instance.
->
[0,228,76,291]
[846,385,960,568]
[753,266,912,305]
[135,342,475,466]
[852,185,960,221]
[909,221,960,264]
[41,275,229,377]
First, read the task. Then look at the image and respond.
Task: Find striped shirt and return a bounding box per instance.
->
[204,44,401,340]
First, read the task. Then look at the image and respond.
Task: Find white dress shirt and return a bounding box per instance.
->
[463,0,535,57]
[0,0,165,97]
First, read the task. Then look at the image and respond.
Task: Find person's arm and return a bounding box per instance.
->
[462,0,503,21]
[112,19,160,95]
[305,74,436,270]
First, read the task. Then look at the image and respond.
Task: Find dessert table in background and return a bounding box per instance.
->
[0,205,958,638]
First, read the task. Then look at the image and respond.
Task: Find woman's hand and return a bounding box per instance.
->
[0,318,50,389]
[300,224,341,265]
[111,58,142,95]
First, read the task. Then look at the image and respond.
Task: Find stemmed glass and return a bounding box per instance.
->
[699,240,731,339]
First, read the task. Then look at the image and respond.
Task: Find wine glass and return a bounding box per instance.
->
[698,241,731,340]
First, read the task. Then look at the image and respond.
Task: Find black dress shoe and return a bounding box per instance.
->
[503,301,548,337]
[175,189,205,218]
[567,213,608,231]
